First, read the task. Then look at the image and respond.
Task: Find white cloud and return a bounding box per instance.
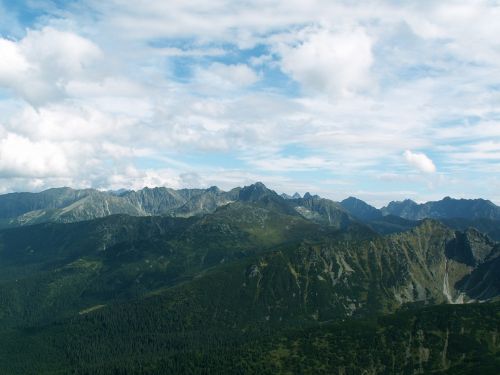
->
[404,150,436,173]
[5,103,138,145]
[0,1,500,203]
[278,27,374,96]
[0,38,29,76]
[0,27,101,106]
[422,2,500,64]
[209,63,259,86]
[104,166,183,191]
[248,156,336,172]
[0,133,69,177]
[20,27,101,76]
[154,47,226,57]
[194,63,260,92]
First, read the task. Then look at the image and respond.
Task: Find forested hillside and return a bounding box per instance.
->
[0,184,499,374]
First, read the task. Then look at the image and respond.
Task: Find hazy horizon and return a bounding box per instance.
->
[1,181,499,209]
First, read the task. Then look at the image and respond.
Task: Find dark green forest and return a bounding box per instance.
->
[0,184,499,374]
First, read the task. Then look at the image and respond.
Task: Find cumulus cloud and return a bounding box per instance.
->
[1,1,500,203]
[404,150,437,173]
[8,104,134,142]
[0,133,69,177]
[0,27,101,106]
[278,28,374,96]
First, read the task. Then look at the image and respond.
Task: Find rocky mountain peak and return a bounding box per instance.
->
[207,186,220,193]
[340,196,382,221]
[238,182,274,201]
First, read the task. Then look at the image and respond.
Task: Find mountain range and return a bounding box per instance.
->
[2,182,500,239]
[381,196,500,220]
[0,182,499,374]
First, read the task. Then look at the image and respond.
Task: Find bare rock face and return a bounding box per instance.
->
[446,228,496,266]
[0,185,240,227]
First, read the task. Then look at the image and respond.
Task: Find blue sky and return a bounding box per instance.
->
[1,0,500,206]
